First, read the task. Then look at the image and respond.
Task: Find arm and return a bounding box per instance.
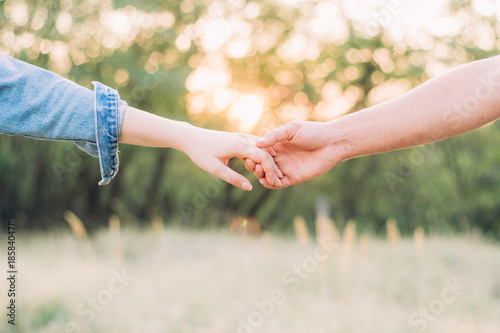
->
[253,55,500,188]
[0,53,281,188]
[0,53,96,142]
[120,106,282,190]
[0,53,123,185]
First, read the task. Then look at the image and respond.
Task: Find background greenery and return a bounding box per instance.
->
[1,0,499,237]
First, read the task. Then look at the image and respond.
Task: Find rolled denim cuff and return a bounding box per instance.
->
[91,81,126,186]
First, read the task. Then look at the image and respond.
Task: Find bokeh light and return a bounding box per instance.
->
[2,0,499,131]
[229,216,261,238]
[229,95,264,132]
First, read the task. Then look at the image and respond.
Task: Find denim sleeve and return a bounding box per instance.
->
[90,82,126,185]
[0,53,126,185]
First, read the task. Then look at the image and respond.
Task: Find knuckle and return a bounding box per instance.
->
[237,136,251,150]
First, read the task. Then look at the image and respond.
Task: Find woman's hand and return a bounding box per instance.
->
[120,106,282,190]
[245,121,346,189]
[182,128,283,190]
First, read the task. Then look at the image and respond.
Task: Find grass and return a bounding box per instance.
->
[1,228,500,333]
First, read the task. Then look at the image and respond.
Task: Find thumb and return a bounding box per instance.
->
[257,122,301,148]
[212,163,253,191]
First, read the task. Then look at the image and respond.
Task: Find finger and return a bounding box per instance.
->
[256,122,301,148]
[212,163,253,191]
[263,147,283,179]
[259,149,280,185]
[245,159,256,172]
[276,176,283,187]
[276,166,283,179]
[259,176,290,189]
[240,146,278,186]
[259,178,280,190]
[254,164,264,179]
[267,155,283,178]
[254,164,282,187]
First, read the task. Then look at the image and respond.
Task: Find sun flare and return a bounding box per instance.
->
[229,95,264,132]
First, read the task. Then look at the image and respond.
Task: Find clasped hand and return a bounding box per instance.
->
[195,121,344,191]
[120,107,344,191]
[247,121,345,189]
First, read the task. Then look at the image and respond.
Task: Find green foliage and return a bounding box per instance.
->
[1,0,499,237]
[32,299,70,328]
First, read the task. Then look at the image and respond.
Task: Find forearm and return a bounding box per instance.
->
[0,54,127,185]
[120,106,196,152]
[333,56,500,160]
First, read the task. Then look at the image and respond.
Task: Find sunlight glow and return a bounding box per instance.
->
[229,216,261,238]
[55,12,73,35]
[229,95,264,132]
[314,82,363,120]
[472,0,496,17]
[196,18,233,52]
[308,2,349,42]
[101,11,132,37]
[4,0,498,128]
[7,1,29,26]
[186,65,231,93]
[213,89,233,111]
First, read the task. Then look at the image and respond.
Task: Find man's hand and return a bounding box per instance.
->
[245,121,345,189]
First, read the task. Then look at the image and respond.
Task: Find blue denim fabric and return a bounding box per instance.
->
[91,81,126,185]
[0,53,126,185]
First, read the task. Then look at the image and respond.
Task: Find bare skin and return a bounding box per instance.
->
[120,106,283,191]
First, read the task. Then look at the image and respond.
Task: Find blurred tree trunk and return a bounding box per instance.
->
[138,150,171,222]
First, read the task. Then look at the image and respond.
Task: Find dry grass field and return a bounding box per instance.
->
[1,227,500,333]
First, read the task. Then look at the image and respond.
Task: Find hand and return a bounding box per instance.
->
[245,121,345,189]
[120,107,282,191]
[183,128,283,191]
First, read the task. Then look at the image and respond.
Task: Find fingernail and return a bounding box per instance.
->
[277,169,283,178]
[275,176,282,187]
[241,181,252,191]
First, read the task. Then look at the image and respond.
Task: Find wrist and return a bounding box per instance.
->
[324,118,353,163]
[171,122,201,155]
